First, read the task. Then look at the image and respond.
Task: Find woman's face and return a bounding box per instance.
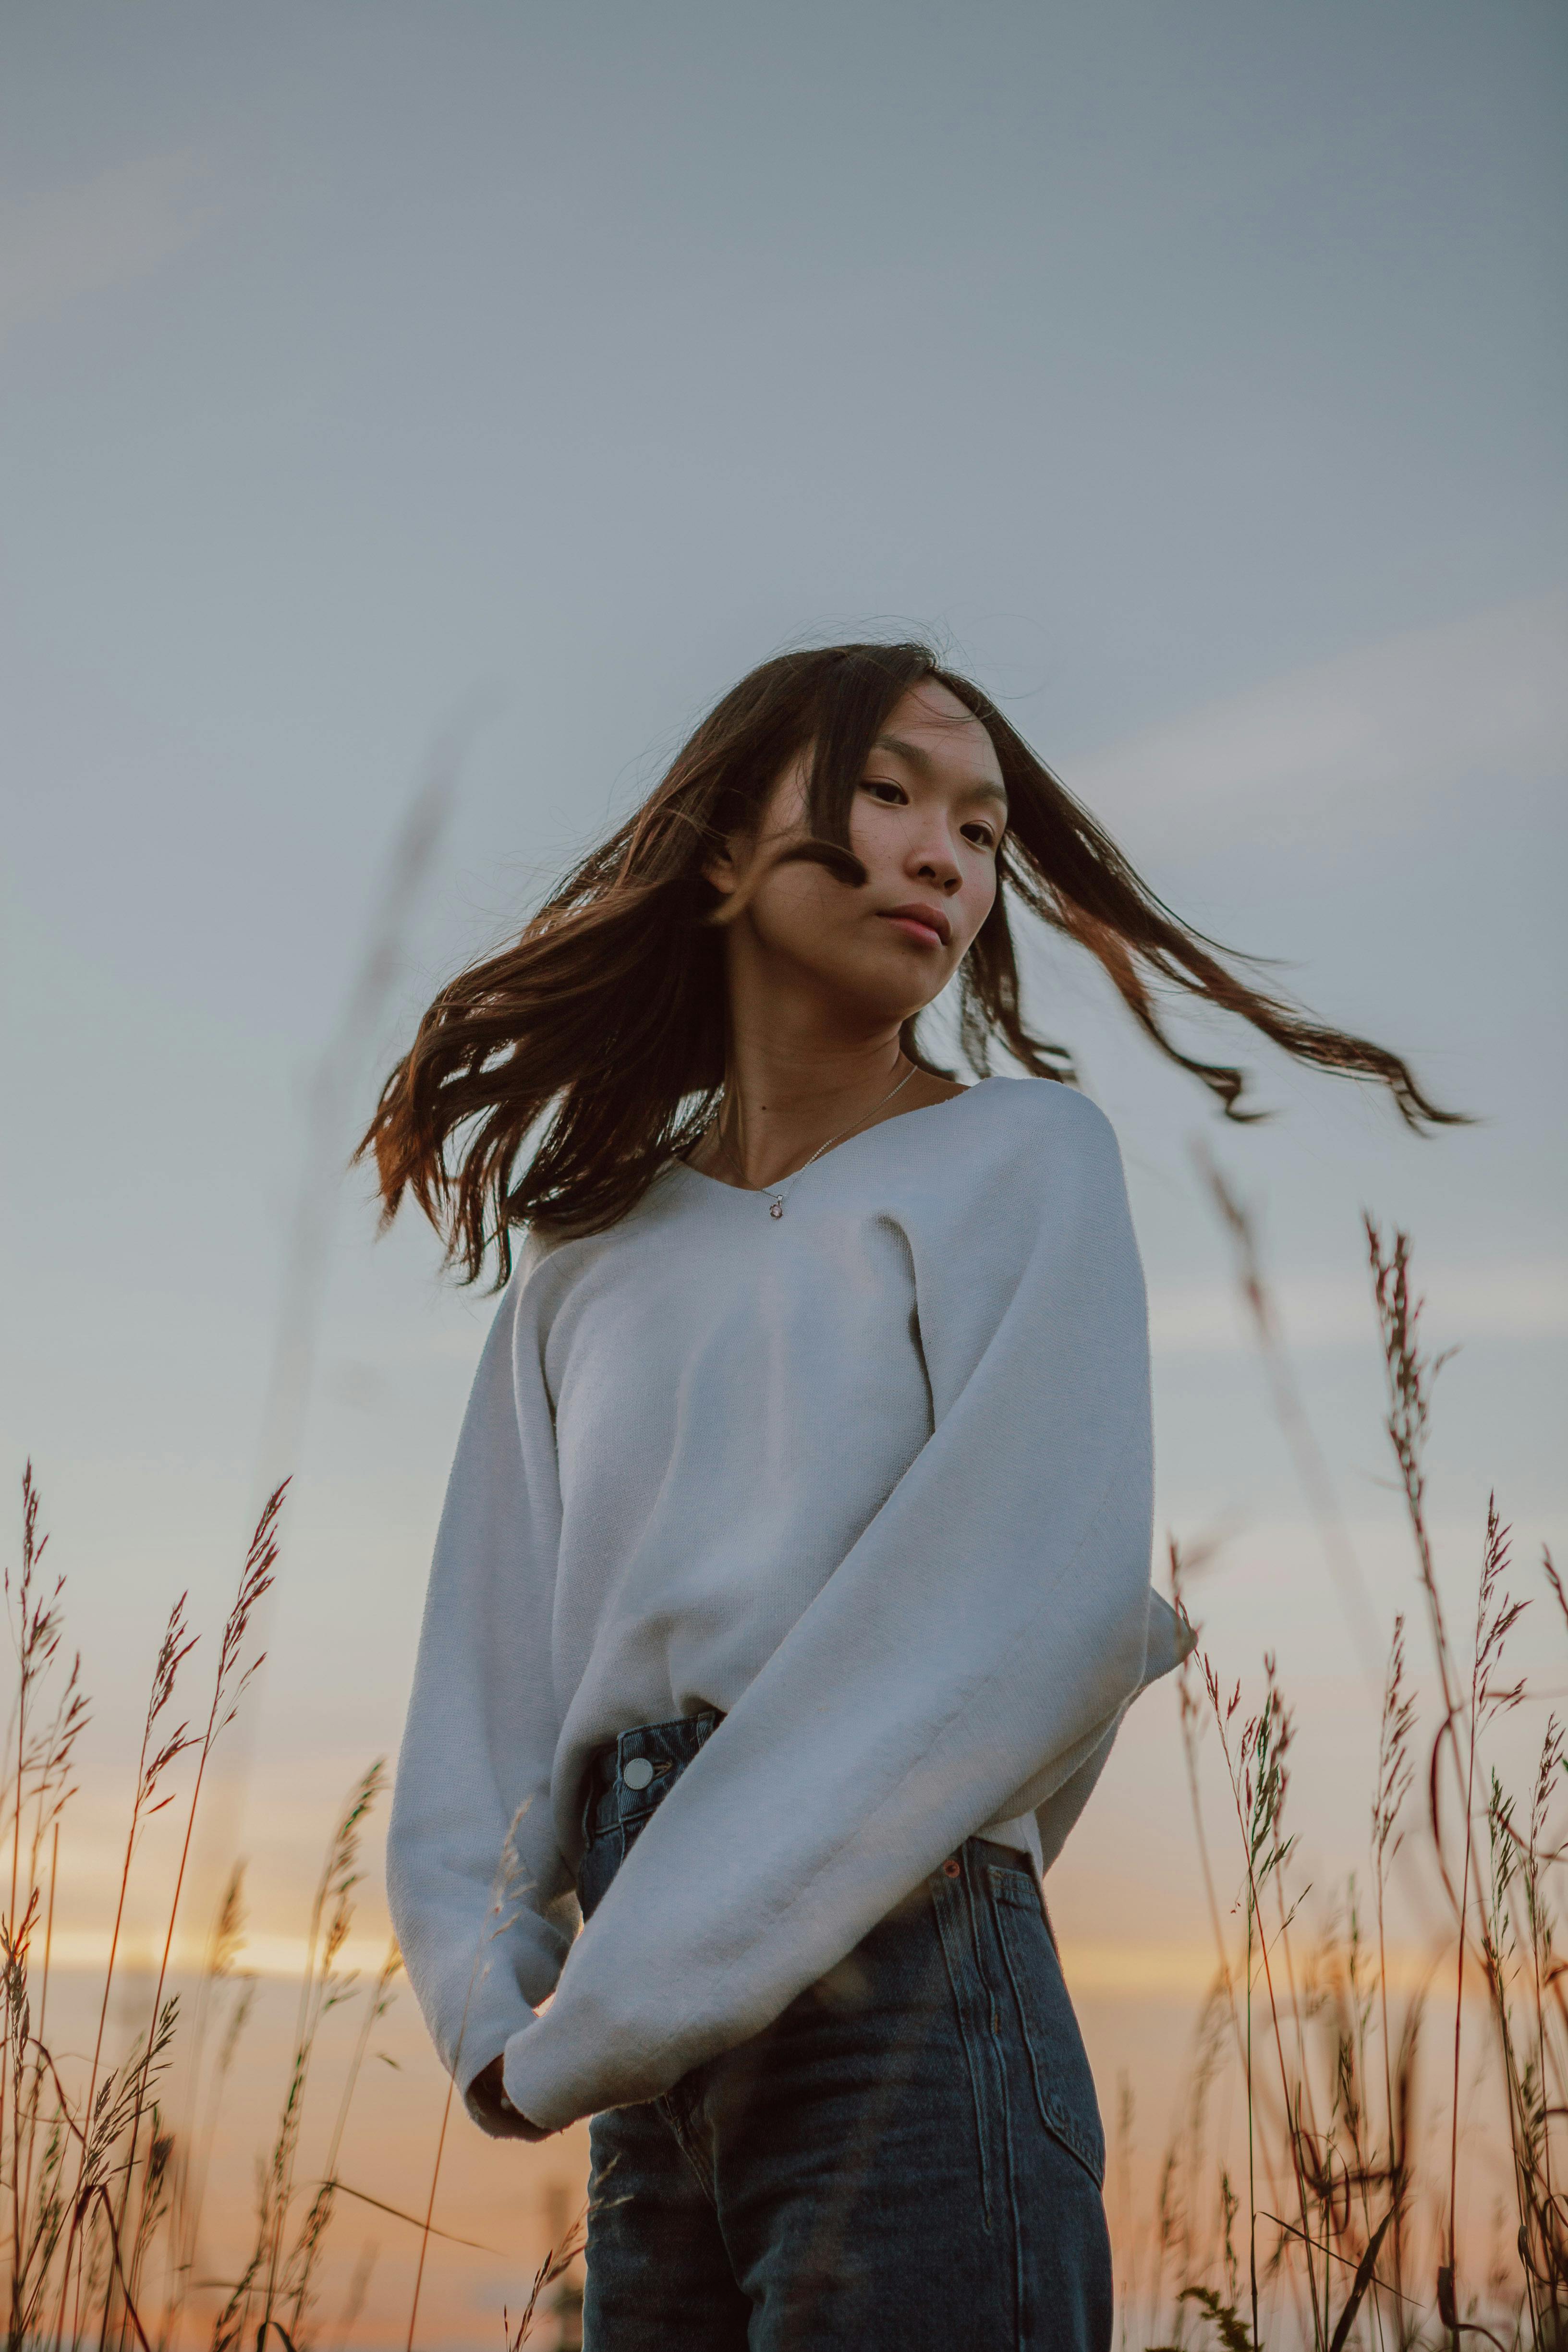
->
[712,680,1007,1029]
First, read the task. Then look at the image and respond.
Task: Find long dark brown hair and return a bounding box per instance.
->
[360,640,1459,1281]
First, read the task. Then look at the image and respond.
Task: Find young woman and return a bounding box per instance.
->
[365,642,1453,2350]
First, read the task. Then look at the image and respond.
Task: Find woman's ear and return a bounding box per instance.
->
[706,820,789,932]
[703,756,803,917]
[703,822,778,931]
[702,828,748,901]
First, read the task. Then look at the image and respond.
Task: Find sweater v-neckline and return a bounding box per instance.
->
[667,1074,1007,1206]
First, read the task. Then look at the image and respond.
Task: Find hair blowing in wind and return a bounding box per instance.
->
[358,641,1462,1279]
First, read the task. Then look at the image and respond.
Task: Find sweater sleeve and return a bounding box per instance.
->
[384,1249,576,2128]
[501,1085,1171,2132]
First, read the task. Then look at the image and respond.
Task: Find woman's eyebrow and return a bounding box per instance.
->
[871,733,1009,807]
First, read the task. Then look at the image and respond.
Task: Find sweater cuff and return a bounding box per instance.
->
[501,2019,582,2135]
[435,1948,540,2121]
[401,1893,575,2131]
[455,2019,517,2134]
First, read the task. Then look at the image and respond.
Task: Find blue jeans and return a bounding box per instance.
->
[577,1713,1113,2350]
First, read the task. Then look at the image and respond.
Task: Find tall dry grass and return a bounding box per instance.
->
[0,1212,1558,2348]
[1120,1212,1567,2351]
[0,1465,584,2352]
[0,1477,401,2351]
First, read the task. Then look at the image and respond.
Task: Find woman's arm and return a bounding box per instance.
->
[384,1255,575,2136]
[499,1083,1163,2133]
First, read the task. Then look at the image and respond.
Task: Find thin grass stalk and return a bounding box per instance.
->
[24,1819,60,2287]
[1374,1615,1416,2329]
[157,1866,248,2349]
[1532,1567,1568,2263]
[1367,1218,1481,2338]
[404,2074,457,2352]
[1451,1577,1484,2332]
[1336,1891,1392,2352]
[0,1477,95,2352]
[178,1973,255,2342]
[1521,1709,1565,2307]
[1449,1502,1529,2340]
[1171,1547,1275,2105]
[500,2207,587,2351]
[3,1469,50,2338]
[208,1763,383,2352]
[1207,1660,1325,2348]
[1360,1226,1538,2339]
[54,1594,192,2350]
[15,1642,85,2343]
[258,1764,384,2329]
[256,1778,385,2333]
[1172,1555,1301,2340]
[1269,1843,1322,2213]
[1481,1777,1544,2340]
[5,1510,28,2316]
[283,1937,401,2339]
[133,1486,282,2111]
[5,1469,61,1945]
[57,2000,180,2352]
[123,2113,173,2347]
[406,1795,538,2352]
[99,1485,283,2348]
[1247,1754,1260,2345]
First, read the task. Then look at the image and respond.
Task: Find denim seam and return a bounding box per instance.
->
[969,1857,1030,2340]
[985,1974,1028,2347]
[653,2082,719,2207]
[990,1894,1106,2189]
[933,1867,996,2234]
[961,1862,1005,2253]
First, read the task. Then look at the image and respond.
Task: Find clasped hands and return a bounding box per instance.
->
[467,2054,551,2141]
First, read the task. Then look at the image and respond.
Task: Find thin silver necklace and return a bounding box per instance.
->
[710,1059,919,1220]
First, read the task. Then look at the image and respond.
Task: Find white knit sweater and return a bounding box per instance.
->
[386,1075,1191,2134]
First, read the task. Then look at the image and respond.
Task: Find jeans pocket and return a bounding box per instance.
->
[654,2074,718,2203]
[988,1869,1106,2188]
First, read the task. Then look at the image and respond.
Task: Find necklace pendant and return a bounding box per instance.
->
[768,1199,784,1219]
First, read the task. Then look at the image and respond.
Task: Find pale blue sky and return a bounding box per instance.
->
[1,1,1564,1957]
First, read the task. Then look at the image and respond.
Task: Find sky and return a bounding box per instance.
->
[1,0,1564,2336]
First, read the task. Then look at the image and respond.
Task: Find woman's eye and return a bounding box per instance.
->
[863,778,907,805]
[961,823,997,849]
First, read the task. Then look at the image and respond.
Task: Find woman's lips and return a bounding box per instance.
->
[877,905,951,948]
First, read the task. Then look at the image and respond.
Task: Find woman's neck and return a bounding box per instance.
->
[691,1013,961,1192]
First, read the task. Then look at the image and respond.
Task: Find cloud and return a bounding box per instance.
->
[1149,1260,1568,1357]
[1072,592,1568,846]
[0,152,208,341]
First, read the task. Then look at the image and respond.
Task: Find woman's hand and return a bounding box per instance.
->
[467,2054,552,2140]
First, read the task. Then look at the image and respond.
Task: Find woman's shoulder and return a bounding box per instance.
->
[930,1073,1122,1164]
[504,1162,693,1292]
[887,1077,1131,1258]
[890,1079,1141,1328]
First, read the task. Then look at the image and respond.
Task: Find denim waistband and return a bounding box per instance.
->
[581,1708,725,1850]
[579,1709,1035,1922]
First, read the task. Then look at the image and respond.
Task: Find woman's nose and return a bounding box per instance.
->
[910,839,963,893]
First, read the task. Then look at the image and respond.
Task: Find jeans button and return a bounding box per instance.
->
[623,1756,655,1790]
